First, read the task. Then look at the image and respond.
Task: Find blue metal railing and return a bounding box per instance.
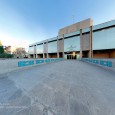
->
[18,60,34,67]
[18,58,64,67]
[81,58,112,67]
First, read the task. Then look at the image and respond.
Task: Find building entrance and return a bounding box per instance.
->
[67,54,76,60]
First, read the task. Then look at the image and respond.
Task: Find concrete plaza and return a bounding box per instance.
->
[0,60,115,115]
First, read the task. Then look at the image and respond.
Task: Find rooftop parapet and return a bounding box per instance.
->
[58,18,93,36]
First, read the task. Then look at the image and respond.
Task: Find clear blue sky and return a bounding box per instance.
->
[0,0,115,50]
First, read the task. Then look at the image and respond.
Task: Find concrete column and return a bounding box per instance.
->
[80,29,82,58]
[62,34,65,58]
[43,42,45,59]
[36,45,38,59]
[34,45,37,59]
[57,36,59,58]
[28,55,30,59]
[36,52,37,58]
[33,54,35,59]
[89,26,93,58]
[47,39,49,58]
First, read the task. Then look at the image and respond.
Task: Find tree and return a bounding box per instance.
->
[0,46,4,54]
[15,47,26,58]
[0,53,13,58]
[0,41,13,58]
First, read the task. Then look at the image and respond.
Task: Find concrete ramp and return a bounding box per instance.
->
[0,60,115,115]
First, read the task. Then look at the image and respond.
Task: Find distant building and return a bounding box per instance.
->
[4,46,12,54]
[29,18,115,59]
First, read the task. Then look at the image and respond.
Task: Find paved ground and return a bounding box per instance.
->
[0,60,115,115]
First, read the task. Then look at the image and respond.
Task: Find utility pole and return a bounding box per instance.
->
[72,0,76,24]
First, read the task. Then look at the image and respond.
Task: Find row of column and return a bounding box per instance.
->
[33,37,65,59]
[33,26,93,59]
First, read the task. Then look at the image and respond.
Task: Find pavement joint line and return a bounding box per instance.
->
[1,60,115,114]
[19,88,56,115]
[14,76,71,113]
[45,74,85,90]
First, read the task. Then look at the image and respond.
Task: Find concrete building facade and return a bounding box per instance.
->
[29,18,115,59]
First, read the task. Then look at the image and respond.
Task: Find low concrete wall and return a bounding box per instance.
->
[0,58,63,75]
[81,58,115,70]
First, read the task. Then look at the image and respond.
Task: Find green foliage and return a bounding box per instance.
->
[0,53,14,58]
[0,46,4,54]
[0,46,14,58]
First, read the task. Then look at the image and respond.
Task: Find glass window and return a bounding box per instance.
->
[64,36,80,52]
[93,27,115,50]
[48,41,57,53]
[64,31,80,38]
[36,44,43,54]
[29,46,34,54]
